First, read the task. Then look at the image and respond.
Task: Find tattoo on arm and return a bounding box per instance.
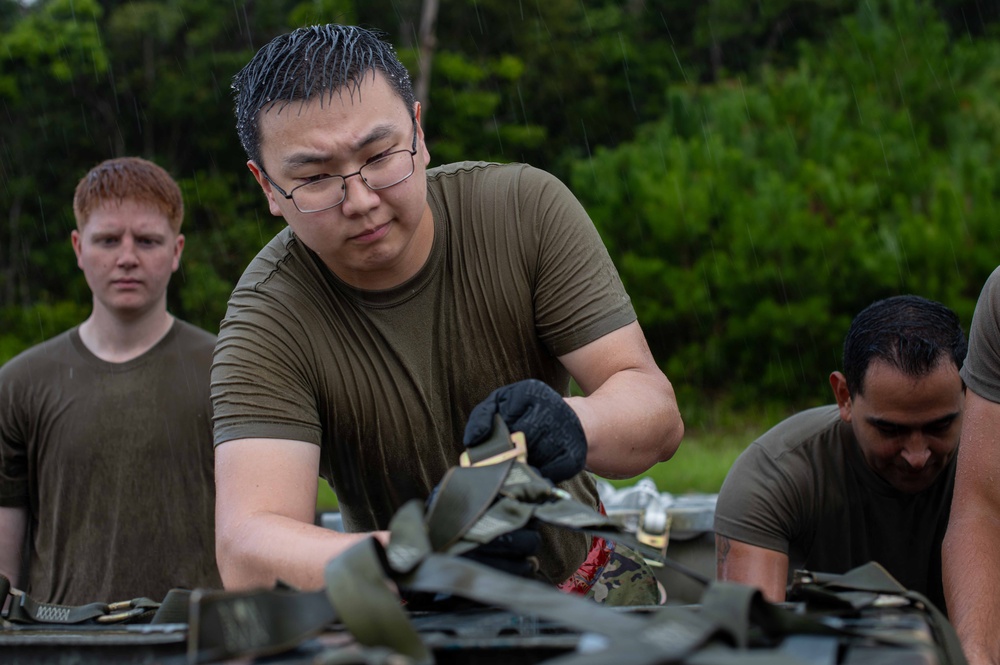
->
[717,535,732,570]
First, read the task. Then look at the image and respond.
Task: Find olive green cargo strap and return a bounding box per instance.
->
[0,573,186,625]
[187,461,967,664]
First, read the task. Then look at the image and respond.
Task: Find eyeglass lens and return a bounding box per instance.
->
[292,150,415,212]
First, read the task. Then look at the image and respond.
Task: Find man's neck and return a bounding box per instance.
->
[78,305,175,363]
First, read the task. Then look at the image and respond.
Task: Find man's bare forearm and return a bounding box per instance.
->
[715,534,788,603]
[217,512,388,591]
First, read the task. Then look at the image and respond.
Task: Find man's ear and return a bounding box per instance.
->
[413,102,431,167]
[829,371,853,422]
[171,234,185,273]
[71,229,83,269]
[247,161,284,217]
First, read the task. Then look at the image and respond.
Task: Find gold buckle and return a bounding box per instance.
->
[459,431,528,467]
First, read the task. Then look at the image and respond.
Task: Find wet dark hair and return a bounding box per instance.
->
[842,295,967,396]
[232,24,416,168]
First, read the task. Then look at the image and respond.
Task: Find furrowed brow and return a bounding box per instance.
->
[282,124,399,171]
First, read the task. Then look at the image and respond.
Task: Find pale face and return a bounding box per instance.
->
[71,200,183,320]
[249,71,433,290]
[831,359,964,494]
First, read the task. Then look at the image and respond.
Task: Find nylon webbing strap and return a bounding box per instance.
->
[355,500,729,665]
[187,585,335,663]
[425,462,511,552]
[0,574,161,625]
[324,536,432,664]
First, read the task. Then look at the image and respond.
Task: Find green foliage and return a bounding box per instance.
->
[0,301,89,365]
[2,0,1000,422]
[289,0,356,28]
[573,0,1000,411]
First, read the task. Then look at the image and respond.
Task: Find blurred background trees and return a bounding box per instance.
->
[2,0,999,419]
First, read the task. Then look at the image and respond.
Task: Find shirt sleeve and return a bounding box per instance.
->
[211,245,325,447]
[518,165,637,356]
[713,440,804,554]
[961,266,1000,403]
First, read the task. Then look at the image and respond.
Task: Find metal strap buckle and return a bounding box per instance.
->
[96,599,151,623]
[459,431,528,467]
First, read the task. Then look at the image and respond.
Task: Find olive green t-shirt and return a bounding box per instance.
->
[0,320,222,604]
[962,266,1000,402]
[714,405,954,611]
[212,162,636,583]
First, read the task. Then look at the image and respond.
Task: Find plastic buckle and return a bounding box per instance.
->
[459,431,528,467]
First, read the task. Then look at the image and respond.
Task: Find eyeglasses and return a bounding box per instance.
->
[259,120,418,214]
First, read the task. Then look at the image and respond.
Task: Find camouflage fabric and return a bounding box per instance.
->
[586,540,662,605]
[558,536,663,606]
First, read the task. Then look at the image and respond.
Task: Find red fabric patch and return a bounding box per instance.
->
[557,501,613,596]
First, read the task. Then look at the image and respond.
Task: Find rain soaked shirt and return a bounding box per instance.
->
[0,321,222,604]
[211,162,636,584]
[714,405,955,612]
[962,266,1000,403]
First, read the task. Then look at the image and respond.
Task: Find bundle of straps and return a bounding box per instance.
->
[1,450,968,665]
[184,456,967,665]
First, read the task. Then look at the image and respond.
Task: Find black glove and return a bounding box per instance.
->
[463,379,588,484]
[461,528,541,577]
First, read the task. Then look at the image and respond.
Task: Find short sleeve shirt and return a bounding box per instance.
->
[714,405,954,610]
[212,162,636,582]
[962,266,1000,402]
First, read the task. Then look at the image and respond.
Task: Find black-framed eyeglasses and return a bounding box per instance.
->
[260,119,418,214]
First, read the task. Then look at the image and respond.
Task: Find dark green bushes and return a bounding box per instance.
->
[572,1,1000,410]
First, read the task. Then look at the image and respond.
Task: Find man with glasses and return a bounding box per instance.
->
[212,24,684,604]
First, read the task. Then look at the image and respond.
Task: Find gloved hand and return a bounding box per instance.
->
[463,379,588,484]
[461,528,541,577]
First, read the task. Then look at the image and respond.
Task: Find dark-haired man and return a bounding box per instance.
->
[0,158,221,605]
[715,295,965,611]
[211,24,684,604]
